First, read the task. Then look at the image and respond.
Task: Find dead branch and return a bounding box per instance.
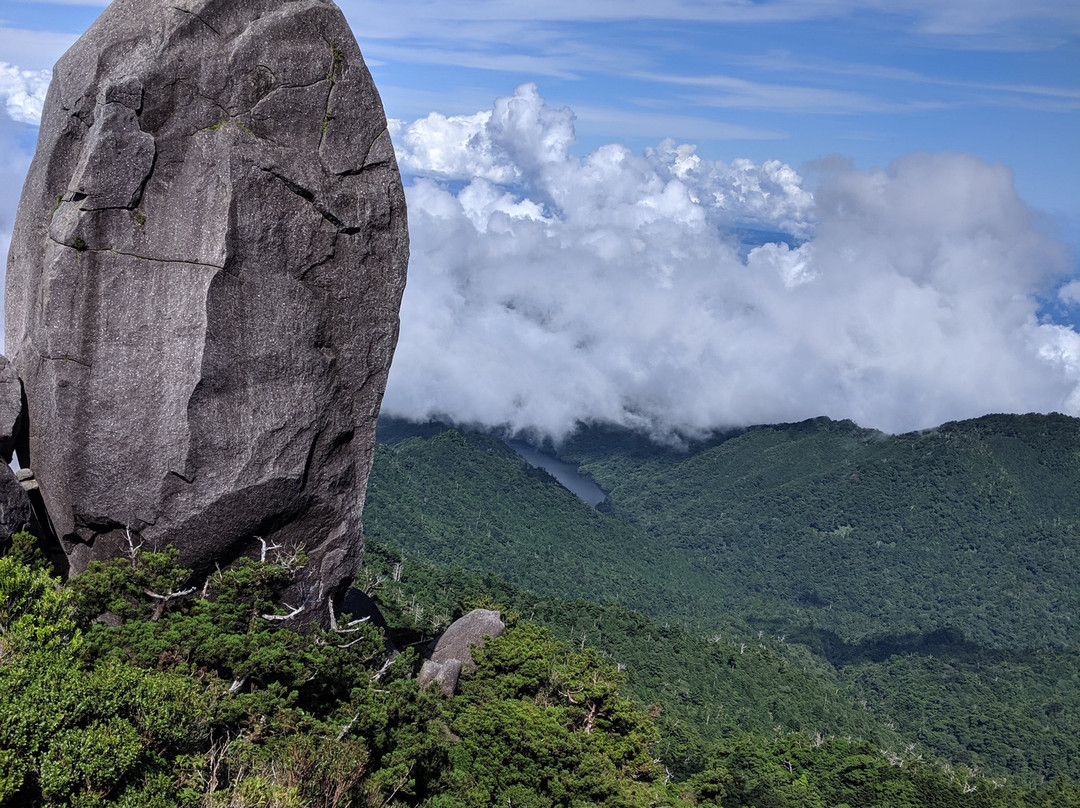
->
[124,526,143,567]
[261,602,305,621]
[143,586,197,621]
[371,656,395,682]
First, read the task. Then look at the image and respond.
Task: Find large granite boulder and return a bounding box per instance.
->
[4,0,408,618]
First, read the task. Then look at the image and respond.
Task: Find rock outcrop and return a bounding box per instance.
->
[418,609,505,695]
[4,0,408,618]
[0,466,39,547]
[0,355,25,464]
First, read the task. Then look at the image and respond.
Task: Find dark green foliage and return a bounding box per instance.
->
[363,414,1080,783]
[841,646,1080,783]
[561,413,1080,650]
[364,542,903,779]
[439,623,665,807]
[365,544,1080,808]
[686,733,1059,808]
[0,551,205,806]
[363,429,723,631]
[3,538,1079,807]
[0,544,677,807]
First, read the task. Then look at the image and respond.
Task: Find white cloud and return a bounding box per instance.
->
[633,72,906,115]
[341,0,1080,32]
[0,63,50,125]
[0,68,1074,439]
[382,85,1080,440]
[570,105,787,143]
[1060,280,1080,306]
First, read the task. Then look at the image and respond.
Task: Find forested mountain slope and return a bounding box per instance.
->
[374,413,1080,649]
[365,413,1080,783]
[364,427,725,629]
[365,541,1080,786]
[559,413,1080,649]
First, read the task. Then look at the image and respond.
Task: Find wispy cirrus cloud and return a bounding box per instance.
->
[364,43,585,80]
[339,0,1080,49]
[734,53,1080,112]
[570,105,787,142]
[7,0,107,6]
[630,72,942,114]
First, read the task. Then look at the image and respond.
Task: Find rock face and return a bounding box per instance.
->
[0,355,25,464]
[418,609,505,695]
[0,466,39,547]
[4,0,408,616]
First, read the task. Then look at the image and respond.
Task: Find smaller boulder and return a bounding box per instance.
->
[418,608,505,696]
[416,658,463,698]
[430,609,506,670]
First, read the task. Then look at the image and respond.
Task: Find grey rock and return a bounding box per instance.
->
[0,464,40,544]
[0,355,25,464]
[417,658,463,697]
[429,608,505,673]
[4,0,408,618]
[418,609,504,696]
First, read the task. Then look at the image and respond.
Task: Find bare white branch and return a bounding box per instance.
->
[261,602,305,621]
[124,525,143,567]
[142,586,197,621]
[328,595,370,634]
[336,711,361,741]
[257,536,282,563]
[143,587,197,601]
[371,656,394,682]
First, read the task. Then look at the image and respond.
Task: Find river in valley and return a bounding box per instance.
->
[506,440,608,507]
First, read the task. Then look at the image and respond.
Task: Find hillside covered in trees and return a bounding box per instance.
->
[365,413,1080,786]
[3,411,1078,806]
[3,534,1079,807]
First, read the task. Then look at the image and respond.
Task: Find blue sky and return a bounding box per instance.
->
[373,1,1080,238]
[3,0,1078,226]
[1,0,1079,437]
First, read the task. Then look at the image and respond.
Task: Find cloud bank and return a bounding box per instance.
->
[0,77,1076,440]
[0,63,51,124]
[384,84,1080,440]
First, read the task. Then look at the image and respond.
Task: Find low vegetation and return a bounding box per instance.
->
[3,529,1079,807]
[3,412,1078,806]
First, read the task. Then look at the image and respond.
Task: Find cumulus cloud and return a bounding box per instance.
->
[390,84,813,235]
[0,63,50,125]
[382,84,1080,440]
[0,72,1074,438]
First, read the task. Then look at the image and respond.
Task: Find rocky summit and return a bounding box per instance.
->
[4,0,408,618]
